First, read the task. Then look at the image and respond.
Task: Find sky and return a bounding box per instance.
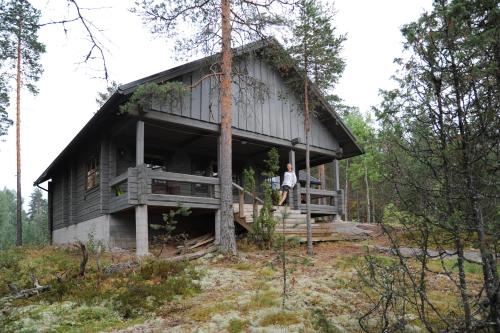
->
[0,0,433,202]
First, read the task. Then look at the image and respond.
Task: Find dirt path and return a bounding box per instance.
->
[371,245,485,263]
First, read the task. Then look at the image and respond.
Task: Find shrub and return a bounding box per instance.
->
[259,311,301,326]
[228,318,249,333]
[312,308,342,333]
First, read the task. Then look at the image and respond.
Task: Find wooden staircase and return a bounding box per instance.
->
[233,203,339,242]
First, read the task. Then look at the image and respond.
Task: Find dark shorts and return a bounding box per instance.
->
[281,185,291,193]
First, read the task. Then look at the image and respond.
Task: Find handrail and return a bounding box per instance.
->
[148,168,219,185]
[232,182,264,204]
[109,172,128,187]
[299,188,338,197]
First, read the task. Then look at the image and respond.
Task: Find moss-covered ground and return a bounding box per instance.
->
[0,235,490,332]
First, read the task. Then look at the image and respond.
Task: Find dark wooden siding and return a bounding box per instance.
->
[51,142,104,230]
[151,57,339,152]
[52,173,64,229]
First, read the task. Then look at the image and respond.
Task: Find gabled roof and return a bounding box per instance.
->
[34,38,362,186]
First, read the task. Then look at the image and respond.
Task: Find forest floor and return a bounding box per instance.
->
[0,231,489,333]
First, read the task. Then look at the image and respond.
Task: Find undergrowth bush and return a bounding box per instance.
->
[0,247,202,332]
[250,148,280,249]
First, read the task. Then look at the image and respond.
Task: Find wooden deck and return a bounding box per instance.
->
[233,203,342,242]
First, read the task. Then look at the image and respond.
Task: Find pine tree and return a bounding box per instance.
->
[0,188,16,250]
[0,0,45,246]
[132,0,292,255]
[374,0,499,329]
[0,75,12,137]
[288,0,346,255]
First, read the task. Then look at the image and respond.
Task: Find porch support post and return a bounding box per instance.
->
[333,159,342,221]
[136,120,145,166]
[135,205,149,256]
[215,209,221,245]
[289,149,298,209]
[135,119,148,256]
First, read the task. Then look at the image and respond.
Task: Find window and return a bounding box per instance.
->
[86,157,100,190]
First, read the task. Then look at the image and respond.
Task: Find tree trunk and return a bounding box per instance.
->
[364,163,370,224]
[304,47,313,256]
[344,160,349,221]
[15,19,22,246]
[218,0,236,254]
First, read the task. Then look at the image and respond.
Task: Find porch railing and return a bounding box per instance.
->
[109,165,343,217]
[109,165,220,212]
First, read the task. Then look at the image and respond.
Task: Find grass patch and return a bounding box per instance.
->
[312,308,342,333]
[228,318,249,333]
[426,258,484,276]
[242,290,279,312]
[259,311,301,326]
[233,262,253,271]
[258,267,276,278]
[190,302,236,321]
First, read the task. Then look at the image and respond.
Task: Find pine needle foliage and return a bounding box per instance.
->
[119,81,187,114]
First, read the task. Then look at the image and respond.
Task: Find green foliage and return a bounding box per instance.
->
[151,203,191,233]
[110,260,201,319]
[96,80,120,107]
[1,301,123,333]
[0,75,11,136]
[0,188,48,249]
[250,148,280,249]
[370,1,500,326]
[0,0,45,136]
[312,308,342,333]
[0,188,16,249]
[119,81,187,114]
[261,147,280,179]
[228,318,249,333]
[259,311,300,326]
[288,0,346,95]
[0,247,202,330]
[242,167,256,194]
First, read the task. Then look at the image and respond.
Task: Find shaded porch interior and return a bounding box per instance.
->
[107,118,342,250]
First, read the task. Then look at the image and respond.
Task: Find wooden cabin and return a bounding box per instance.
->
[34,39,362,255]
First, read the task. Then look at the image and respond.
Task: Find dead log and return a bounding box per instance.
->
[183,233,212,247]
[169,244,217,262]
[176,236,216,254]
[176,233,213,253]
[2,277,50,302]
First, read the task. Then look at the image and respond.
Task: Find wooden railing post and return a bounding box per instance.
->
[333,159,342,221]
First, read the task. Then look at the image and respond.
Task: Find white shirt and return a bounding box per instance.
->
[282,171,297,188]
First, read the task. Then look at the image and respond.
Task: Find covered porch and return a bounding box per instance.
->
[107,117,343,255]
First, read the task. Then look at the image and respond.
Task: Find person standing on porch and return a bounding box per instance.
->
[278,163,297,206]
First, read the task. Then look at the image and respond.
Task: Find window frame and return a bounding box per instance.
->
[85,156,100,191]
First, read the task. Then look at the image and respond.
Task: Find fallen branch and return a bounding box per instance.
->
[2,277,50,302]
[183,233,212,247]
[169,244,217,262]
[176,235,215,254]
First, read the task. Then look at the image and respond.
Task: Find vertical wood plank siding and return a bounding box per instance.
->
[51,143,105,230]
[151,57,339,152]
